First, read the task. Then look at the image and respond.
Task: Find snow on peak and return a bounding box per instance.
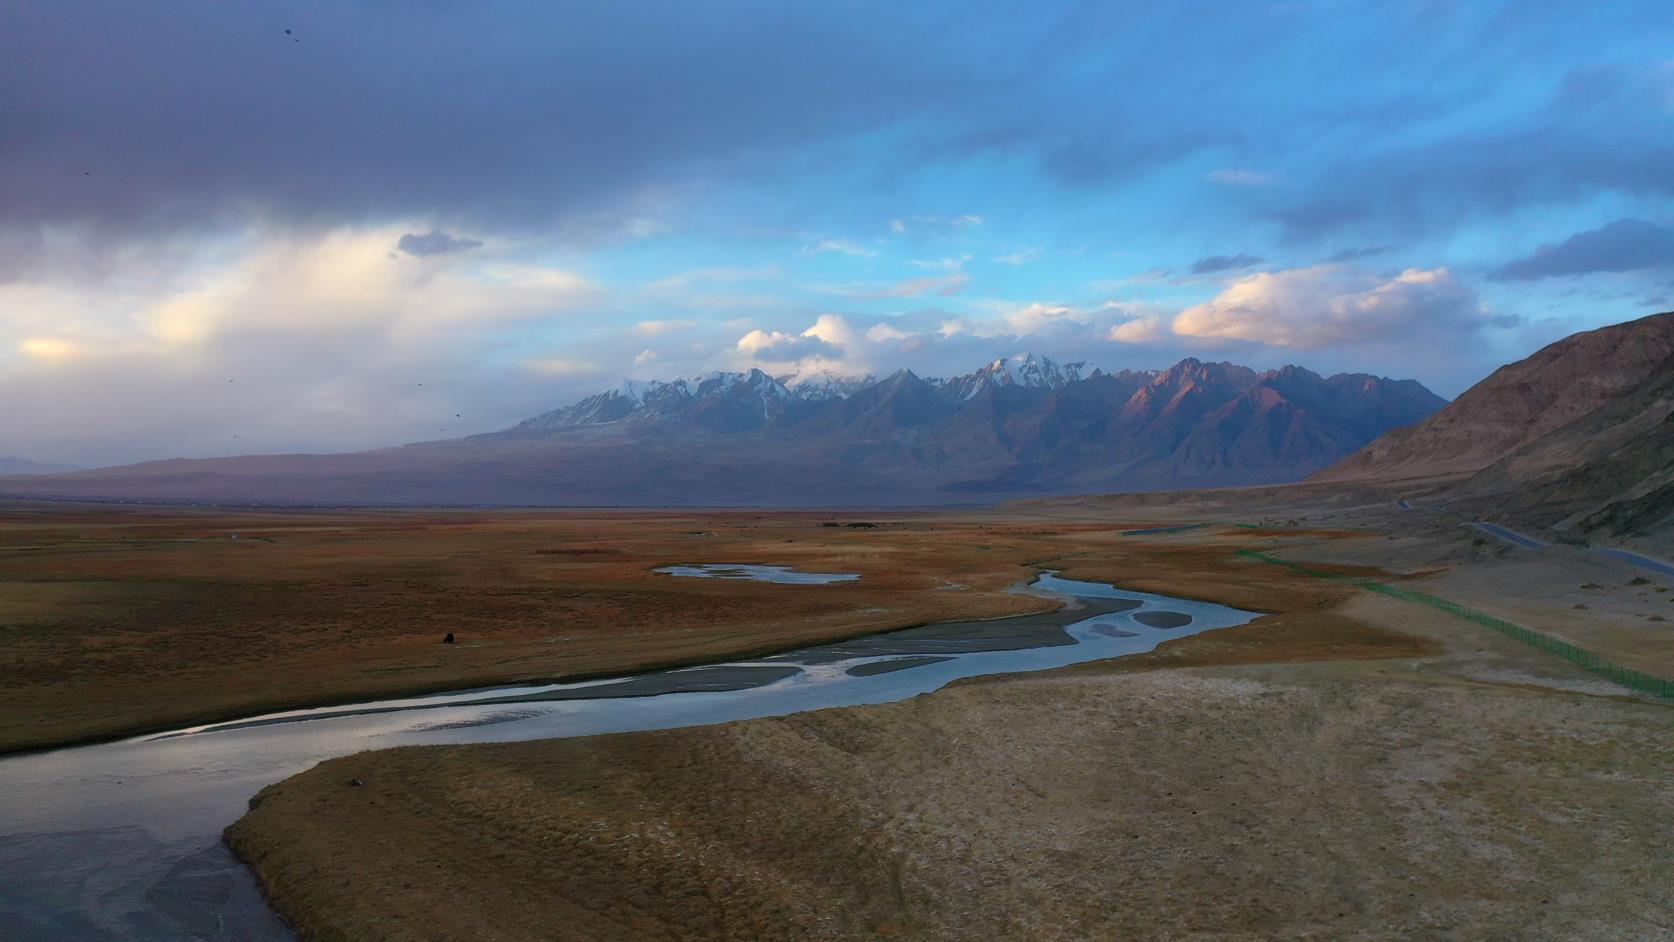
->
[943,353,1087,399]
[786,370,876,401]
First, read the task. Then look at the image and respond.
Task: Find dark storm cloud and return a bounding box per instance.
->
[1188,254,1263,275]
[1260,63,1674,243]
[0,2,987,235]
[1491,219,1674,281]
[397,230,483,257]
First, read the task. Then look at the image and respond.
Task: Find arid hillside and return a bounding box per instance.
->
[1314,311,1674,485]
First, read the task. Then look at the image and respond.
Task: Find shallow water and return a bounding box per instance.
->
[653,563,860,583]
[0,570,1255,941]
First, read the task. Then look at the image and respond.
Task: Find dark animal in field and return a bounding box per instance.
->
[442,632,455,644]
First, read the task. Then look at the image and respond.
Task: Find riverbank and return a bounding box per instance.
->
[1,502,1109,753]
[227,508,1674,941]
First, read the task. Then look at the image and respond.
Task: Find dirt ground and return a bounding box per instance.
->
[229,593,1674,942]
[225,494,1674,942]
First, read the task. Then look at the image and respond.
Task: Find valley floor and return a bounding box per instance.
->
[228,497,1674,941]
[0,502,1083,753]
[10,495,1674,939]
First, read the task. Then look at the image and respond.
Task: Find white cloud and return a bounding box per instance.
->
[994,247,1042,266]
[815,272,968,299]
[1172,265,1481,349]
[1106,316,1166,344]
[644,266,776,295]
[950,214,984,227]
[801,238,879,258]
[889,218,906,234]
[735,327,841,362]
[526,356,605,376]
[633,349,660,366]
[911,255,971,273]
[1004,302,1085,335]
[1206,168,1275,186]
[0,225,598,464]
[634,319,695,336]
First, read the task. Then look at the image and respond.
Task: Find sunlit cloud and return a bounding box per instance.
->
[1172,265,1482,349]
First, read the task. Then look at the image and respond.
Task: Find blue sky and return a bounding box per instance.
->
[3,1,1672,465]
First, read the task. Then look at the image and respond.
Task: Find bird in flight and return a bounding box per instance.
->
[284,28,300,43]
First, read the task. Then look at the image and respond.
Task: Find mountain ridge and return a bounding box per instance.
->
[1310,311,1674,549]
[0,353,1446,506]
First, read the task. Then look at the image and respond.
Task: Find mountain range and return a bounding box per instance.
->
[0,354,1444,506]
[1314,310,1674,546]
[0,456,80,476]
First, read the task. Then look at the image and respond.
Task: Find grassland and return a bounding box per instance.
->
[12,495,1674,939]
[0,500,1168,753]
[226,500,1674,941]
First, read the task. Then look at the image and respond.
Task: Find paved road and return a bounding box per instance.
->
[1468,521,1548,549]
[1466,523,1672,580]
[1595,547,1674,579]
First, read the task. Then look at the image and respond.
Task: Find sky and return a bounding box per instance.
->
[3,1,1673,467]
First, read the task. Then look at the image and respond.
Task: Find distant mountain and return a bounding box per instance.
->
[0,456,80,475]
[0,354,1445,506]
[1312,311,1674,547]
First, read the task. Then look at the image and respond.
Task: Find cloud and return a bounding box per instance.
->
[888,218,906,234]
[994,247,1042,265]
[735,328,841,361]
[396,230,483,257]
[2,4,1001,239]
[644,268,778,295]
[1106,317,1166,344]
[816,272,968,299]
[911,255,970,272]
[1188,253,1264,275]
[1206,168,1274,186]
[526,356,604,376]
[1172,265,1482,349]
[905,214,985,230]
[1491,219,1674,280]
[0,225,597,464]
[634,319,695,336]
[1261,64,1674,241]
[802,238,879,258]
[1326,245,1389,262]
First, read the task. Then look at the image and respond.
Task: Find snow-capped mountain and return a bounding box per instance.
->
[785,370,877,401]
[935,353,1094,400]
[515,369,795,432]
[519,355,1100,431]
[3,352,1447,506]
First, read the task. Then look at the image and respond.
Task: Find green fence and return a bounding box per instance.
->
[1235,548,1674,699]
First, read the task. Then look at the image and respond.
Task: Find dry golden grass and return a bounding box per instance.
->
[230,559,1674,942]
[0,500,1155,753]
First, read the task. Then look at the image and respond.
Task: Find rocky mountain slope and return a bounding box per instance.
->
[1458,349,1674,542]
[1315,312,1674,484]
[0,354,1444,506]
[1312,311,1674,546]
